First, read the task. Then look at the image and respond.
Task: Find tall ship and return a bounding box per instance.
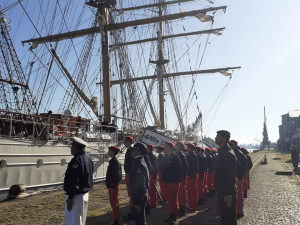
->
[0,0,240,199]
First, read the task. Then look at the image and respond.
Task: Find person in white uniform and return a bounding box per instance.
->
[64,137,94,225]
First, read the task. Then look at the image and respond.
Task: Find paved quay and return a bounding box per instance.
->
[196,150,300,225]
[2,150,299,225]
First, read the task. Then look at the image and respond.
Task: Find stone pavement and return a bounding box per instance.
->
[195,150,300,225]
[238,151,300,225]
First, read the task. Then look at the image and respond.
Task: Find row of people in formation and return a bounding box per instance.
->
[105,135,253,225]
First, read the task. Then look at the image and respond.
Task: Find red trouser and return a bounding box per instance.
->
[125,173,133,208]
[148,177,158,208]
[197,174,204,199]
[165,183,179,215]
[237,179,244,214]
[178,178,187,207]
[207,172,214,191]
[187,176,198,210]
[158,171,167,201]
[108,185,120,220]
[203,172,208,200]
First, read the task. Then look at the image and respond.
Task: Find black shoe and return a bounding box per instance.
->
[163,217,171,223]
[244,190,248,198]
[198,198,204,205]
[124,211,134,221]
[177,205,186,217]
[237,214,244,219]
[113,220,119,225]
[168,214,177,224]
[208,190,214,197]
[145,204,151,215]
[186,207,196,213]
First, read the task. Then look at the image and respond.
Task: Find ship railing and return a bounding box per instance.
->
[0,112,118,142]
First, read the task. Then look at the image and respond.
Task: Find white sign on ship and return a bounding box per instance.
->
[140,128,177,147]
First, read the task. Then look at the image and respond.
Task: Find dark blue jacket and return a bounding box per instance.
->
[157,154,166,172]
[124,148,133,174]
[246,155,253,170]
[214,144,237,196]
[105,156,122,189]
[234,149,247,179]
[129,155,149,206]
[186,152,198,179]
[178,151,189,179]
[161,152,183,185]
[148,152,158,178]
[202,153,207,172]
[197,154,205,179]
[206,155,214,174]
[64,151,94,199]
[144,154,154,179]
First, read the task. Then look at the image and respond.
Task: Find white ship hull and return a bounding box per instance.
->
[0,137,124,201]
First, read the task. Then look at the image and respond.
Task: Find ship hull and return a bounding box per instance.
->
[0,137,124,201]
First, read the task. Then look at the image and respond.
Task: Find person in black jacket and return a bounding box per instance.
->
[186,143,199,211]
[64,137,94,225]
[129,143,149,225]
[156,145,167,202]
[240,147,253,198]
[106,146,122,225]
[205,148,215,197]
[202,148,208,201]
[175,141,189,217]
[230,140,247,219]
[291,145,299,171]
[146,144,158,209]
[162,142,183,225]
[214,130,237,225]
[195,146,205,205]
[123,136,134,220]
[142,147,154,215]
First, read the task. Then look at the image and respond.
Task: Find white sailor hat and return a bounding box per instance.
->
[72,137,88,147]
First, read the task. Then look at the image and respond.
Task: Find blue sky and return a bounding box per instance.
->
[202,0,300,144]
[2,0,300,144]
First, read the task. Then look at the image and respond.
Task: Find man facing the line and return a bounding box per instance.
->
[64,137,94,225]
[214,130,237,225]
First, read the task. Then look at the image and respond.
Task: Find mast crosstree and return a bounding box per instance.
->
[21,1,240,132]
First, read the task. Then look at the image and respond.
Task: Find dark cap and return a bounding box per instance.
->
[217,130,231,140]
[131,142,146,154]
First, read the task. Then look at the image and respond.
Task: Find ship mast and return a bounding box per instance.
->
[158,0,165,128]
[99,2,111,123]
[21,1,240,128]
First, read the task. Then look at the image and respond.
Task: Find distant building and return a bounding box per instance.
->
[278,110,300,151]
